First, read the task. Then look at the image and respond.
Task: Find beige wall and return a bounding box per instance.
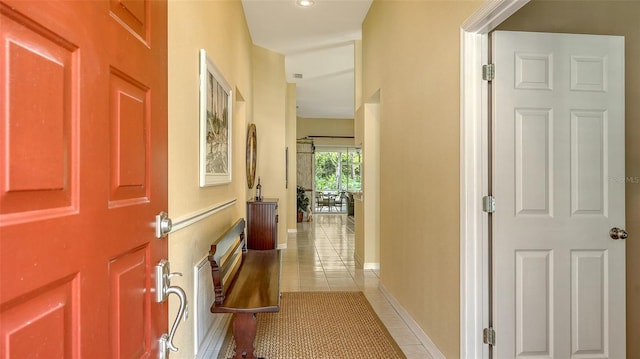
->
[286,83,298,231]
[354,106,365,263]
[169,0,251,220]
[167,1,289,356]
[361,1,481,357]
[497,1,640,355]
[353,89,381,268]
[363,98,381,267]
[297,117,355,147]
[251,45,289,247]
[355,40,363,114]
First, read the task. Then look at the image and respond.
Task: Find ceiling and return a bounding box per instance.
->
[241,0,373,119]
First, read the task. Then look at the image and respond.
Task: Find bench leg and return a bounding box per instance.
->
[232,312,261,359]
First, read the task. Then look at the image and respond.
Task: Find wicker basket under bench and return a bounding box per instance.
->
[208,218,281,359]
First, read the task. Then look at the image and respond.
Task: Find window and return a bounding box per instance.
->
[315,147,361,192]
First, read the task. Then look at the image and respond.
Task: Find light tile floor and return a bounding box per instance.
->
[284,214,433,359]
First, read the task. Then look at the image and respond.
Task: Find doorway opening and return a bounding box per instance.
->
[313,147,361,215]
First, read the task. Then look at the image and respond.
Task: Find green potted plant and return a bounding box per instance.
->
[296,185,310,222]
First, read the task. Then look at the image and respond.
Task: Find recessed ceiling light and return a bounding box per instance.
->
[296,0,315,7]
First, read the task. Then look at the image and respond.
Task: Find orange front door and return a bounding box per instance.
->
[0,1,168,358]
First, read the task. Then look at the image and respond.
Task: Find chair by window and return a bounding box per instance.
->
[315,192,326,212]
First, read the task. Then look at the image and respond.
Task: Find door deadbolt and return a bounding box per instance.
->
[155,211,172,238]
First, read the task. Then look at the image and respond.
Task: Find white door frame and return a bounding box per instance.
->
[459,1,530,358]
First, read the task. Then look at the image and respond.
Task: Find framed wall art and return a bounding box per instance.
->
[199,48,232,186]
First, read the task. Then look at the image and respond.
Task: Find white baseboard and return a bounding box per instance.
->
[287,228,297,233]
[277,243,288,249]
[354,253,379,270]
[378,283,446,359]
[363,262,379,270]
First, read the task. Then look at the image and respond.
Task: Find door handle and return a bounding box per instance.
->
[155,260,188,358]
[609,227,628,240]
[161,286,187,354]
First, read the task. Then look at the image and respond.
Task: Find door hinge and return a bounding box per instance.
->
[482,64,495,81]
[483,327,496,346]
[482,196,496,213]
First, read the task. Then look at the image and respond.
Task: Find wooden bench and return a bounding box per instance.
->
[208,218,281,359]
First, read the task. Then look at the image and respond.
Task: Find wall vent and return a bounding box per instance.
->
[293,73,303,79]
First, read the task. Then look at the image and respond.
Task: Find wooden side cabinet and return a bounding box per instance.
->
[247,199,278,250]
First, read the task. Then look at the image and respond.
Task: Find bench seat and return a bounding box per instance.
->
[208,218,281,359]
[211,249,281,314]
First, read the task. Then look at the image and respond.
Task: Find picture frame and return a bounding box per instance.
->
[199,49,232,187]
[246,123,257,189]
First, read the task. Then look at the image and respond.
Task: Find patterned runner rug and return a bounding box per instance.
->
[219,291,406,358]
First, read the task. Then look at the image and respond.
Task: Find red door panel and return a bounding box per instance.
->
[109,71,151,204]
[109,246,150,358]
[0,1,168,358]
[0,2,77,220]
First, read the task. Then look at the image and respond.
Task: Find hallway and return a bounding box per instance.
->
[281,214,432,359]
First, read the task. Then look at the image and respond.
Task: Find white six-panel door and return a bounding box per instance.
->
[492,31,626,359]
